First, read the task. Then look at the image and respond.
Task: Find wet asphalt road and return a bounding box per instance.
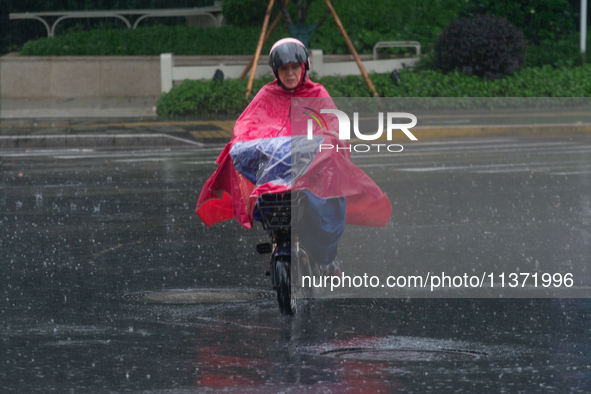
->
[2,135,591,392]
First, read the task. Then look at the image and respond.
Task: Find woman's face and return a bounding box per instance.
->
[277,62,302,90]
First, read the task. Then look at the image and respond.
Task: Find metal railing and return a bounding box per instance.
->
[9,1,223,38]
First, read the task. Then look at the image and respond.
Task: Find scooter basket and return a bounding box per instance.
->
[258,193,292,230]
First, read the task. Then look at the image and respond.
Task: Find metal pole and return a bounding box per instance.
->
[323,0,379,97]
[240,0,290,80]
[582,0,588,65]
[246,0,275,99]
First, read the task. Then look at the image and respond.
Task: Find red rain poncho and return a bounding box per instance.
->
[195,77,392,229]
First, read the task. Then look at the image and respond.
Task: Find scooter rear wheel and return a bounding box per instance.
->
[275,257,295,315]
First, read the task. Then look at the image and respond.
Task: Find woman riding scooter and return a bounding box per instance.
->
[195,38,392,274]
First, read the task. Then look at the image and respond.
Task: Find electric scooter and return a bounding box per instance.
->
[256,192,316,315]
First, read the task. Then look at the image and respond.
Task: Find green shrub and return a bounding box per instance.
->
[460,0,577,43]
[414,30,589,71]
[435,14,527,78]
[415,29,590,71]
[157,65,591,116]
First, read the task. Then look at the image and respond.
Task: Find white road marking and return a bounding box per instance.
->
[551,171,591,175]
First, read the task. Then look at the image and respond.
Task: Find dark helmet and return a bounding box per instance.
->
[268,38,310,88]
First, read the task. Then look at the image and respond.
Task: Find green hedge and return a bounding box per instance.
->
[9,0,584,57]
[18,25,288,56]
[156,65,591,117]
[10,0,466,55]
[16,24,436,57]
[4,0,215,53]
[17,22,590,63]
[13,0,468,56]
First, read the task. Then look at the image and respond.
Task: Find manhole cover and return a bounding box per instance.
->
[321,347,486,361]
[123,289,273,304]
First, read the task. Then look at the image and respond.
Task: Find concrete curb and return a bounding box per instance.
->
[0,133,203,149]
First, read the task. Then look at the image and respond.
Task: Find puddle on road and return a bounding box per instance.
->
[321,347,486,361]
[124,289,274,304]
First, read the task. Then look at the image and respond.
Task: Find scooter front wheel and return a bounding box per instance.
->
[274,257,295,315]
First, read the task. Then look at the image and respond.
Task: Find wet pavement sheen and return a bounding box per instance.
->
[2,135,591,392]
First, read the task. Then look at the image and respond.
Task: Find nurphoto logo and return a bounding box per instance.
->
[303,108,418,153]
